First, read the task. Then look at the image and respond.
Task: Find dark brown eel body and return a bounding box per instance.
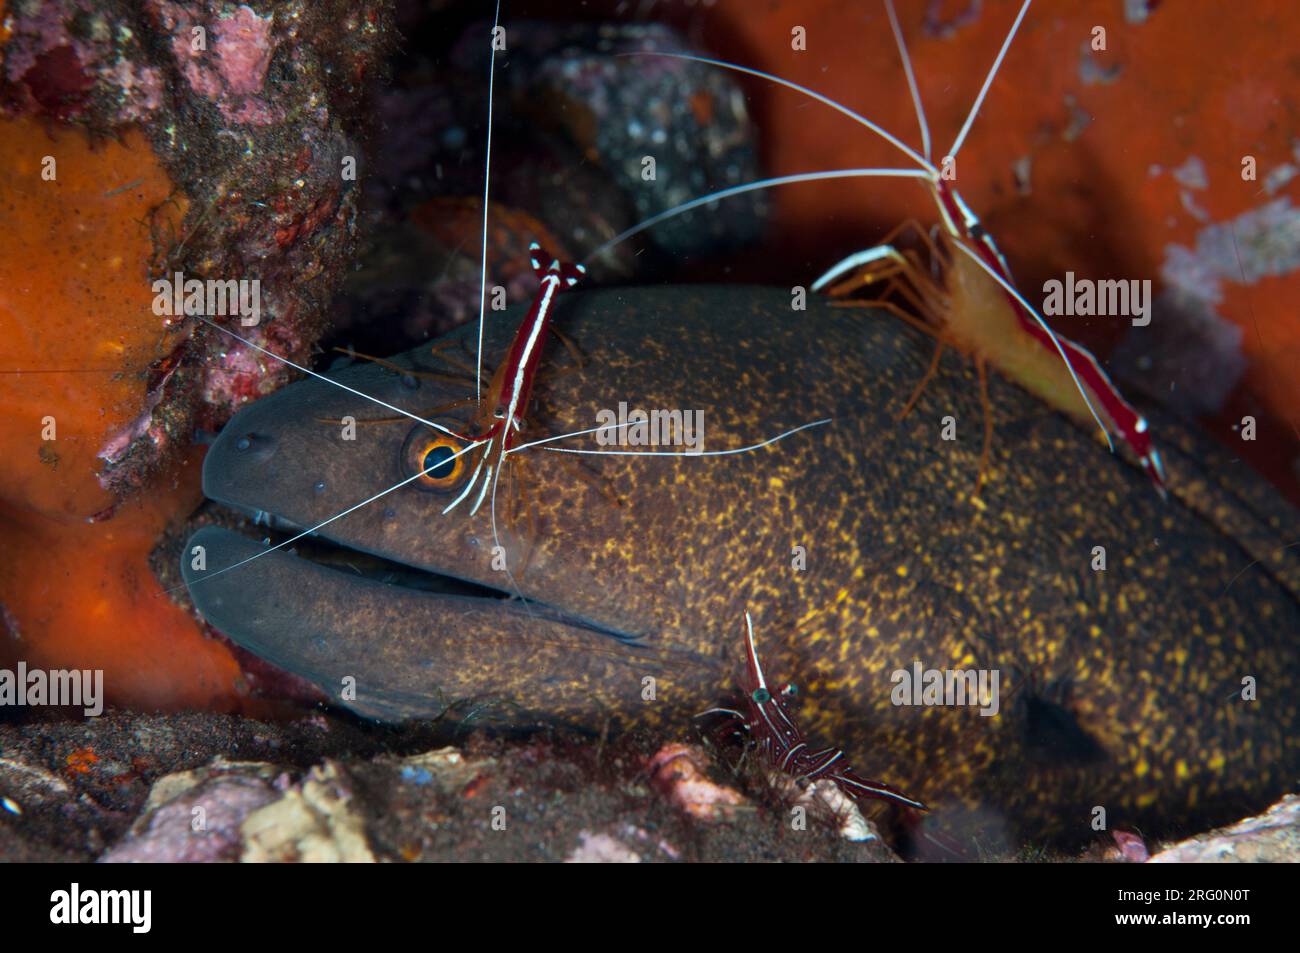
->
[183,285,1300,844]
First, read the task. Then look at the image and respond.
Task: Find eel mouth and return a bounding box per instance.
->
[180,513,661,723]
[240,510,510,601]
[188,503,640,644]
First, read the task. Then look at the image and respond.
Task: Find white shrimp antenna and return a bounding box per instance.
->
[883,0,931,162]
[949,0,1032,159]
[476,0,503,402]
[583,168,930,264]
[198,318,463,439]
[623,51,937,177]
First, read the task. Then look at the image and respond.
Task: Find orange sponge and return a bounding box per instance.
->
[0,116,244,711]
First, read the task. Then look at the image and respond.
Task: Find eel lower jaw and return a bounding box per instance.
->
[179,523,657,722]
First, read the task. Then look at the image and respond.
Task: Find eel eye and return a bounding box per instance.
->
[402,427,471,492]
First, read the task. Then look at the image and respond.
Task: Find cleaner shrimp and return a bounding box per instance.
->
[591,0,1166,497]
[701,612,927,813]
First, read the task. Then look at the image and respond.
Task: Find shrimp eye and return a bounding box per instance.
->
[401,426,470,492]
[781,683,798,698]
[752,687,772,704]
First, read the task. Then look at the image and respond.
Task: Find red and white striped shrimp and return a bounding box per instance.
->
[408,242,586,518]
[598,0,1165,496]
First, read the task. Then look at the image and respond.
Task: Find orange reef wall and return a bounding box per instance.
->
[0,117,244,710]
[0,1,395,711]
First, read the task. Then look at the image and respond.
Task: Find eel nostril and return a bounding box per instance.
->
[230,431,277,462]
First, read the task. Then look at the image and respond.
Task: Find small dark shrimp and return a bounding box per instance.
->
[703,612,927,813]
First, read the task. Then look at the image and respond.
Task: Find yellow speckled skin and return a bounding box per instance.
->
[185,286,1300,842]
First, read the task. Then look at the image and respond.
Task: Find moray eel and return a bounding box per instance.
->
[183,286,1300,844]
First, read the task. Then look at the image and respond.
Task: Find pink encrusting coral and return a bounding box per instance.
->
[158,2,279,125]
[213,4,274,94]
[107,59,166,121]
[1,0,165,121]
